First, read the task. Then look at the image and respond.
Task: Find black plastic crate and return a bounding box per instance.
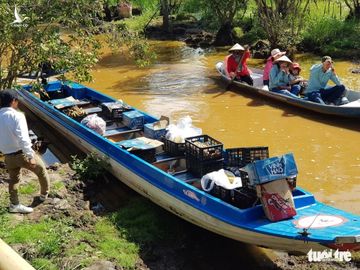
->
[185,135,223,161]
[225,146,269,168]
[132,148,156,163]
[164,138,185,156]
[230,187,258,209]
[186,156,223,178]
[210,185,258,209]
[210,184,232,202]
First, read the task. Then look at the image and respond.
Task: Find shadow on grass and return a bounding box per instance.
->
[93,174,279,270]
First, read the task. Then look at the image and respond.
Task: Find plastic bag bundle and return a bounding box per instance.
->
[81,114,106,135]
[201,169,243,191]
[165,116,202,143]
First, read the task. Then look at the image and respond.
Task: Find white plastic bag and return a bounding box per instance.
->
[81,114,106,135]
[165,116,202,143]
[201,169,242,192]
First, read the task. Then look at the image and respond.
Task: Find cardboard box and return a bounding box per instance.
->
[144,116,169,140]
[101,102,131,119]
[241,153,298,186]
[256,179,296,221]
[122,110,144,129]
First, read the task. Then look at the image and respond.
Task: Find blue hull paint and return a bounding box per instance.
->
[18,81,360,252]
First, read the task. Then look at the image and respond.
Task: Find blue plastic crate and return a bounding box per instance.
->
[242,153,298,186]
[122,110,144,129]
[44,81,63,92]
[144,123,166,140]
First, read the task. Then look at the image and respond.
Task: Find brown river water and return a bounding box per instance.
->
[86,41,360,216]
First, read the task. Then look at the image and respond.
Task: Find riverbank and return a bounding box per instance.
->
[0,160,359,269]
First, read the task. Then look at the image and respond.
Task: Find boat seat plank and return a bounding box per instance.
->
[154,153,179,163]
[82,107,102,115]
[174,171,199,182]
[104,127,142,137]
[49,96,91,110]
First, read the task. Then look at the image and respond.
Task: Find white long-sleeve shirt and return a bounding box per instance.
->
[0,107,34,159]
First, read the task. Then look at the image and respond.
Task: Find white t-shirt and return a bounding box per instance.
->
[0,107,34,158]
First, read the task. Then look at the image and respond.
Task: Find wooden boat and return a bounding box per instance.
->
[216,62,360,118]
[17,81,360,254]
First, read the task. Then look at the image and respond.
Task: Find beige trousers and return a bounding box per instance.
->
[4,153,50,205]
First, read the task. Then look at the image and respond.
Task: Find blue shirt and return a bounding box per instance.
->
[269,64,290,90]
[304,64,341,94]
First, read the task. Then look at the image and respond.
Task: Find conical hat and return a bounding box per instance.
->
[229,43,245,52]
[274,55,292,64]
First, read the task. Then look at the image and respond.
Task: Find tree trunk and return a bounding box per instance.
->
[213,22,234,46]
[161,0,171,33]
[103,5,112,21]
[354,5,360,19]
[345,0,360,19]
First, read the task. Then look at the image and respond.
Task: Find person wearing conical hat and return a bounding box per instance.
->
[303,56,348,105]
[263,48,286,86]
[269,55,301,98]
[224,43,253,86]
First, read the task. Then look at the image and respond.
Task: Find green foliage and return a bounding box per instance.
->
[130,36,157,67]
[0,0,157,90]
[301,17,360,57]
[3,217,70,258]
[0,0,104,89]
[108,197,185,245]
[95,219,139,267]
[52,181,65,192]
[182,0,201,13]
[18,182,37,195]
[105,22,156,66]
[234,15,253,32]
[68,218,140,268]
[104,0,120,7]
[31,258,58,270]
[0,193,10,234]
[232,27,244,40]
[237,17,266,44]
[71,153,110,181]
[198,0,249,27]
[129,0,159,11]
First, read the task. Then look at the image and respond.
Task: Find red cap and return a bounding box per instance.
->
[291,62,301,71]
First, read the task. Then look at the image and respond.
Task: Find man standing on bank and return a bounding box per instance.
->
[0,89,50,214]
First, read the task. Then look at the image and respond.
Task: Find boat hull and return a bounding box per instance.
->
[17,83,360,254]
[216,62,360,118]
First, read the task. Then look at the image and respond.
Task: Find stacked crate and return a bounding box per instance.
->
[225,146,269,186]
[185,135,224,177]
[209,146,270,208]
[163,139,186,156]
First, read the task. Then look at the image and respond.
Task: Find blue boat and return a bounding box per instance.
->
[216,62,360,118]
[17,81,360,254]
